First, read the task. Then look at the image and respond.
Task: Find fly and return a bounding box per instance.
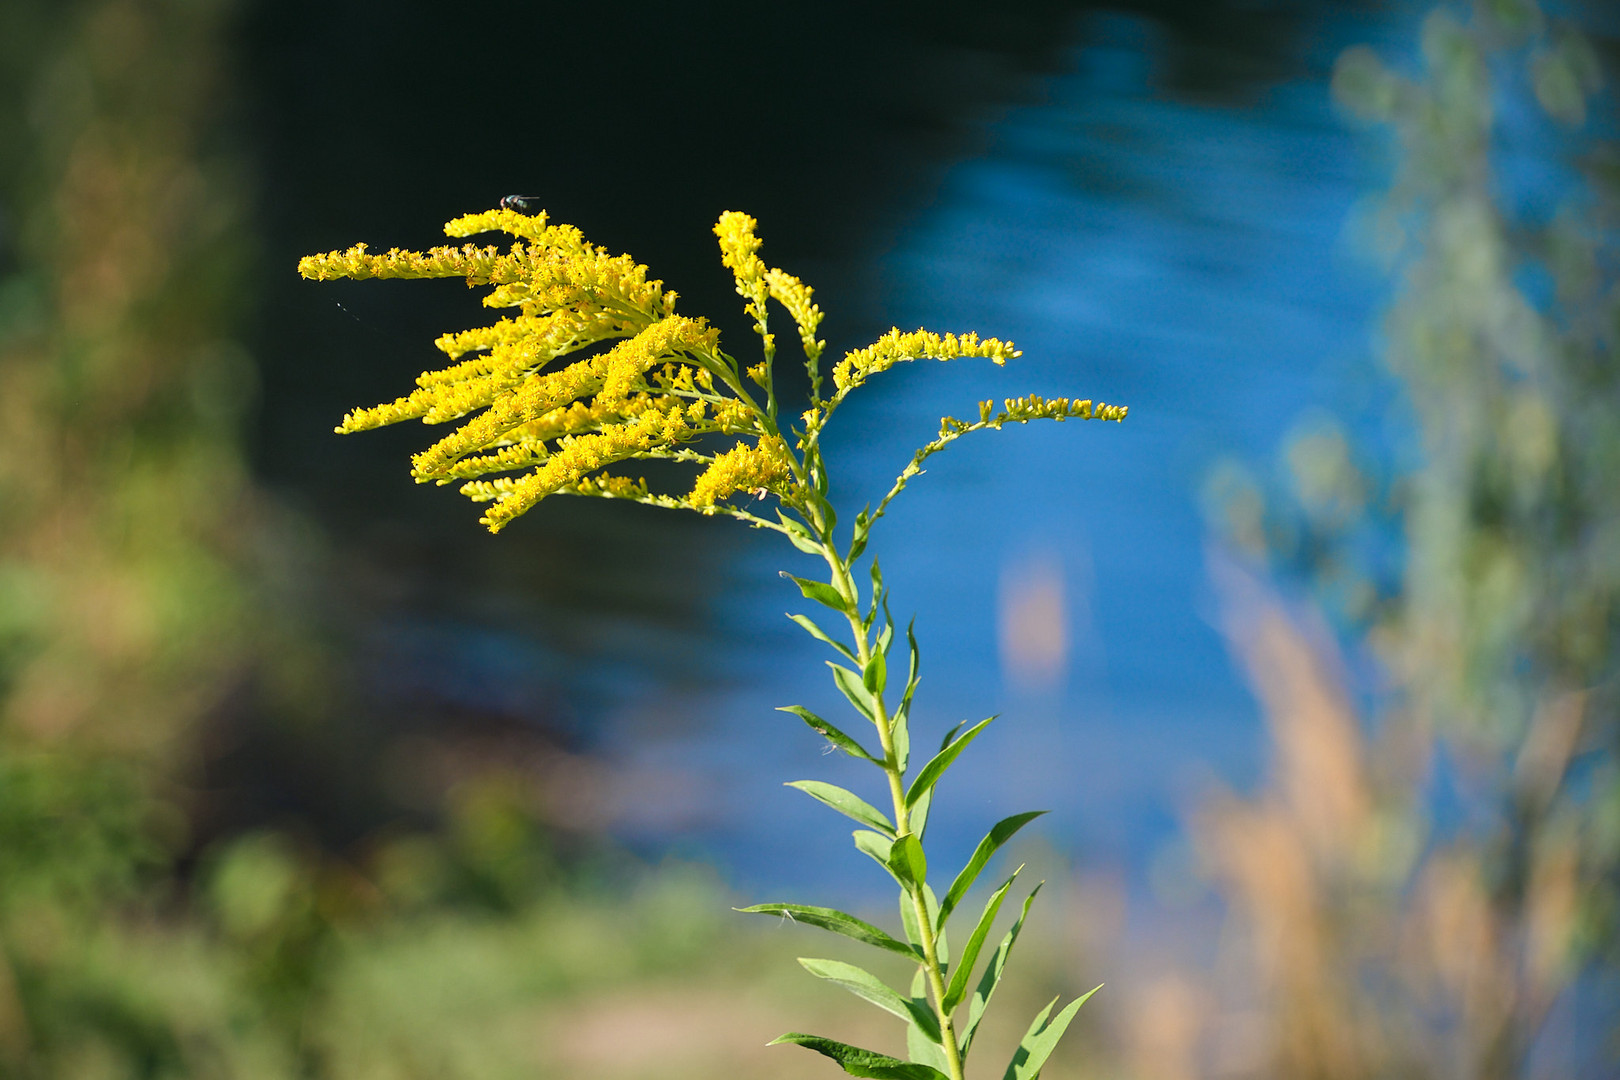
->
[500,194,542,213]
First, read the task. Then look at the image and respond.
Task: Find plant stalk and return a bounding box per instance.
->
[822,538,967,1080]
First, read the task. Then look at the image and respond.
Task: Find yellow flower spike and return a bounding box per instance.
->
[715,211,772,352]
[833,328,1021,394]
[714,211,766,290]
[764,267,825,361]
[443,207,556,242]
[298,242,506,283]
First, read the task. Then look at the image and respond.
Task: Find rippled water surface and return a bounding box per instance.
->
[593,5,1411,902]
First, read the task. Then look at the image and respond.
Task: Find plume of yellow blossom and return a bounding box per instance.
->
[689,435,796,509]
[832,328,1021,395]
[302,204,1124,537]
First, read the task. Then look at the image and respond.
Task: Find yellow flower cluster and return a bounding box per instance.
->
[303,204,1125,537]
[302,205,785,532]
[689,435,796,509]
[832,329,1021,394]
[940,395,1129,437]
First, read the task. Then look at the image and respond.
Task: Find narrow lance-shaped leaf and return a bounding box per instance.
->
[863,644,887,695]
[768,1034,947,1080]
[787,780,894,836]
[910,785,934,840]
[913,723,959,842]
[779,705,879,763]
[798,959,941,1043]
[787,613,857,664]
[830,662,877,722]
[888,832,927,889]
[783,571,851,614]
[867,557,884,629]
[959,883,1042,1061]
[892,620,922,774]
[849,504,872,562]
[905,715,996,808]
[938,811,1047,928]
[777,510,825,555]
[736,902,921,960]
[854,830,900,883]
[1001,986,1101,1080]
[943,867,1020,1013]
[908,969,952,1075]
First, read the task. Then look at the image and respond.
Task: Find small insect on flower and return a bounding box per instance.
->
[499,194,542,213]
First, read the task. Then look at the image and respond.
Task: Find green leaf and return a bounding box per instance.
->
[867,557,885,628]
[787,780,894,836]
[943,868,1020,1013]
[787,614,857,664]
[905,968,950,1074]
[863,647,887,695]
[905,620,920,692]
[910,785,934,841]
[888,833,927,888]
[891,620,921,774]
[798,959,941,1043]
[736,903,920,960]
[849,505,872,563]
[777,510,825,555]
[853,829,898,880]
[908,997,952,1074]
[830,662,877,721]
[959,884,1042,1061]
[891,702,911,776]
[939,719,968,750]
[783,571,851,614]
[768,1034,948,1080]
[938,811,1046,928]
[905,716,996,808]
[1001,987,1100,1080]
[779,705,878,763]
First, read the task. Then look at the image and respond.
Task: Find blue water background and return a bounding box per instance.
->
[599,5,1414,907]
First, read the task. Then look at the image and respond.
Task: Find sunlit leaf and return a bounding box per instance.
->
[854,829,899,881]
[787,613,857,663]
[798,959,941,1042]
[830,662,877,721]
[777,510,825,555]
[1001,986,1100,1080]
[888,832,927,888]
[910,785,934,840]
[938,811,1046,928]
[863,645,888,695]
[783,571,851,614]
[943,868,1019,1013]
[905,716,995,808]
[779,705,878,762]
[737,902,920,960]
[788,780,894,836]
[960,883,1042,1060]
[769,1034,948,1080]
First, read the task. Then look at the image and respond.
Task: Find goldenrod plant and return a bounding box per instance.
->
[300,206,1125,1080]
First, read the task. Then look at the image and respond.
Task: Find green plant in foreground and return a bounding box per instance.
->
[299,206,1125,1080]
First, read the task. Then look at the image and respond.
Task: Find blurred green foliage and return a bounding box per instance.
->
[0,3,798,1077]
[1206,1,1618,1075]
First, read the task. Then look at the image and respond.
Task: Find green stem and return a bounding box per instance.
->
[821,541,967,1080]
